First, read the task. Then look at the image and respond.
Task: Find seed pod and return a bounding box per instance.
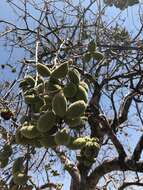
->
[79,81,89,92]
[37,63,51,77]
[15,129,41,147]
[24,76,35,87]
[51,62,69,79]
[39,136,57,148]
[37,111,56,132]
[13,172,28,185]
[92,51,104,61]
[55,129,71,146]
[68,68,80,84]
[66,100,87,119]
[12,157,24,174]
[67,137,86,150]
[20,125,39,139]
[65,117,82,128]
[63,83,77,98]
[15,130,30,145]
[74,85,88,103]
[52,92,67,117]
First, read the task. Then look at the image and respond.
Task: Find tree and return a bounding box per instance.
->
[0,0,143,190]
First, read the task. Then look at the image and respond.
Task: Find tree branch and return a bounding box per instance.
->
[86,158,143,190]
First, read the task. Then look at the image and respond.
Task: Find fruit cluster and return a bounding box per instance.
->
[16,61,90,149]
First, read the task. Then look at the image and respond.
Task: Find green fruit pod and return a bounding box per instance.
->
[20,125,39,139]
[92,51,104,61]
[39,135,57,148]
[52,92,67,117]
[68,68,80,84]
[37,111,56,132]
[54,129,71,146]
[74,85,88,103]
[24,76,35,87]
[51,62,69,79]
[13,172,28,185]
[65,117,83,128]
[12,157,24,174]
[63,83,77,98]
[66,100,87,119]
[37,63,51,77]
[15,129,30,145]
[79,81,89,92]
[67,137,86,150]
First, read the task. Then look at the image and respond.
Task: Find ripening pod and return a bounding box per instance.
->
[65,117,83,128]
[37,111,56,132]
[51,62,69,79]
[68,68,80,84]
[79,81,89,92]
[92,51,104,61]
[54,129,71,146]
[20,125,39,139]
[67,137,86,150]
[52,92,67,117]
[12,157,24,174]
[0,158,9,168]
[39,136,57,148]
[74,85,88,103]
[13,172,29,185]
[63,83,77,98]
[37,63,51,77]
[66,100,87,119]
[24,76,35,87]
